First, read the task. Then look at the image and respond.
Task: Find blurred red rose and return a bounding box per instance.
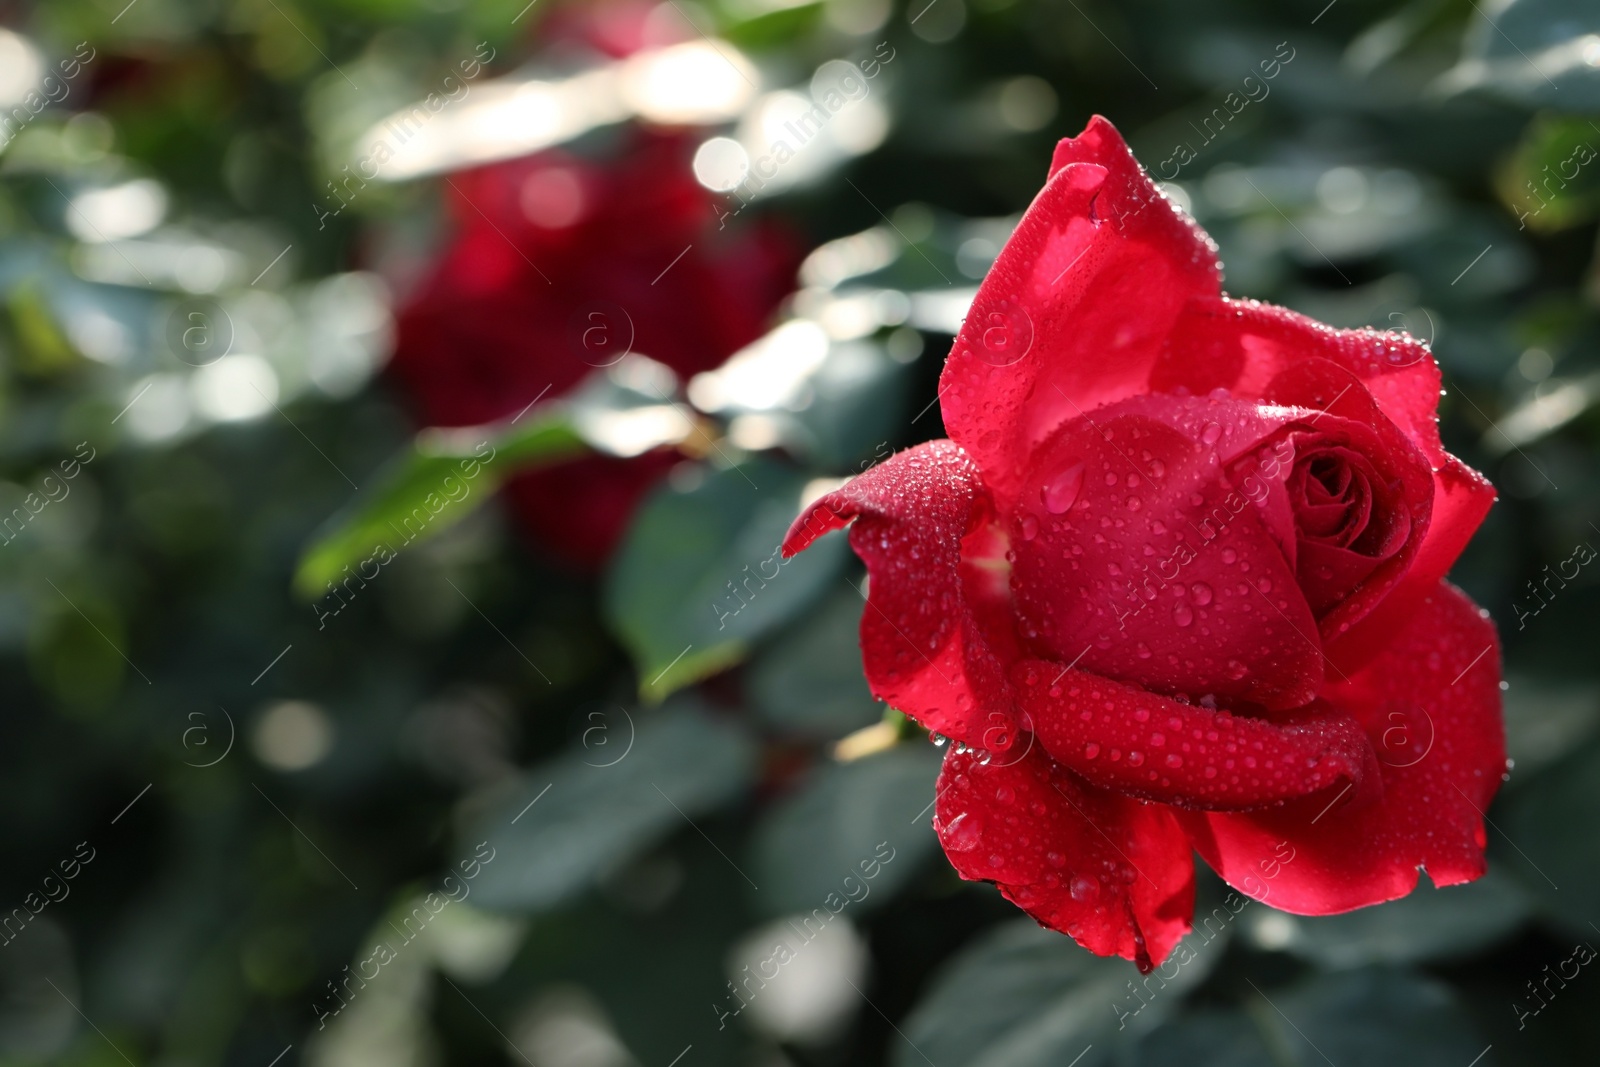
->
[389,130,799,568]
[784,117,1504,971]
[535,0,687,59]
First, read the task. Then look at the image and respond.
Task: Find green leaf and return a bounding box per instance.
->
[1262,969,1490,1066]
[1503,673,1600,778]
[788,340,913,470]
[604,458,848,701]
[749,743,942,917]
[1443,0,1600,110]
[748,585,881,739]
[720,0,824,49]
[812,214,1016,296]
[1130,1012,1275,1067]
[466,699,756,914]
[292,407,585,599]
[897,919,1226,1067]
[1137,970,1489,1067]
[1496,115,1600,232]
[1237,868,1532,968]
[1499,733,1600,935]
[292,357,698,600]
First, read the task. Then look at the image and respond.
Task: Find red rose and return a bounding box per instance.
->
[783,117,1503,971]
[389,129,799,568]
[535,0,686,59]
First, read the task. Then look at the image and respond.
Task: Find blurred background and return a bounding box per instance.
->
[0,0,1598,1063]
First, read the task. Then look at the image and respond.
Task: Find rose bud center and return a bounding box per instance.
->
[1281,440,1410,615]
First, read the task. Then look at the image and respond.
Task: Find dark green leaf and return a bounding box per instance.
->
[748,585,881,739]
[1503,673,1600,777]
[1445,0,1600,110]
[1499,734,1600,935]
[897,919,1226,1067]
[1238,869,1532,967]
[749,743,941,918]
[293,407,585,599]
[1130,1011,1275,1067]
[1264,968,1491,1066]
[789,339,913,470]
[466,699,756,913]
[604,458,847,701]
[1496,115,1600,232]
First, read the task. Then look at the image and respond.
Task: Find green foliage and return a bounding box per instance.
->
[748,585,883,739]
[604,458,848,701]
[468,698,756,913]
[898,919,1224,1067]
[1135,970,1488,1067]
[748,742,942,917]
[293,407,585,599]
[1448,0,1600,109]
[1237,869,1534,968]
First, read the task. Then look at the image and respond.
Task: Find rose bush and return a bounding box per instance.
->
[389,129,798,568]
[783,117,1504,972]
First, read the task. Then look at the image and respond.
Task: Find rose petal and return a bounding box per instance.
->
[934,743,1195,971]
[1009,403,1325,710]
[1176,582,1504,914]
[940,116,1221,512]
[1152,296,1443,456]
[781,441,1018,750]
[1329,454,1494,674]
[1011,660,1378,813]
[1150,298,1494,670]
[1260,357,1436,638]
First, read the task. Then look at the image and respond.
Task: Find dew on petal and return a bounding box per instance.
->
[943,812,982,851]
[1043,463,1086,514]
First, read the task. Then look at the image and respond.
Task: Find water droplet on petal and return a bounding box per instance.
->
[1173,603,1194,627]
[1069,875,1101,902]
[1020,514,1039,540]
[1043,463,1085,514]
[1191,582,1213,606]
[944,812,982,851]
